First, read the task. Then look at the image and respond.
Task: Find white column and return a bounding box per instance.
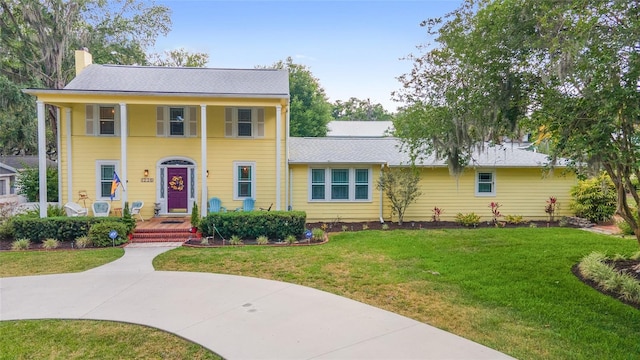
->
[200,104,207,215]
[285,101,290,210]
[119,103,128,206]
[36,101,47,218]
[275,105,282,210]
[65,108,73,203]
[56,108,62,205]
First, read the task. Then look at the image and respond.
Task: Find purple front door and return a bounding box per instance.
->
[167,168,188,213]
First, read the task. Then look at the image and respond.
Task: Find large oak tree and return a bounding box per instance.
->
[395,0,640,243]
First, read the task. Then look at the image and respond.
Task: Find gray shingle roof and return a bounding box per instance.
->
[0,156,56,170]
[64,65,289,96]
[289,137,565,168]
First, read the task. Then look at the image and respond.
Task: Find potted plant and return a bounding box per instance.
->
[190,202,200,235]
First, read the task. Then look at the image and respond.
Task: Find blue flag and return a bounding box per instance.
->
[110,172,121,200]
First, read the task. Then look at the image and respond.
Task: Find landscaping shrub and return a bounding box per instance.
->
[455,212,481,227]
[75,236,92,249]
[311,228,325,241]
[617,209,639,236]
[11,238,30,250]
[87,221,128,247]
[228,235,243,245]
[42,238,60,250]
[256,235,269,245]
[121,202,136,235]
[0,219,15,240]
[570,173,617,223]
[504,215,526,225]
[12,217,123,242]
[200,211,305,240]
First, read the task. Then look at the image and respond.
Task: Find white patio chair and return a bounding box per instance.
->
[91,201,111,217]
[130,201,144,221]
[64,202,88,217]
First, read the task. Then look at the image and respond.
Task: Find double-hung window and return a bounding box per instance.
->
[156,106,197,137]
[476,170,496,196]
[233,162,256,200]
[169,107,185,136]
[96,161,120,200]
[225,107,265,138]
[309,167,371,201]
[85,104,120,136]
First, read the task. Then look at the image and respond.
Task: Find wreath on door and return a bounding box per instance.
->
[169,175,184,191]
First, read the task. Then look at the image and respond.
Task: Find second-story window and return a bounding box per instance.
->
[169,107,185,136]
[225,107,265,138]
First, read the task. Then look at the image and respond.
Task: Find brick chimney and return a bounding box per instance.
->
[75,48,93,76]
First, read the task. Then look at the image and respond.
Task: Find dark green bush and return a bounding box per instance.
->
[121,202,136,235]
[88,221,128,247]
[0,219,15,240]
[617,209,639,236]
[200,211,306,240]
[12,217,121,242]
[570,173,617,223]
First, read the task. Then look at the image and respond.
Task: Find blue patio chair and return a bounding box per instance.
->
[236,198,255,212]
[91,201,111,217]
[208,197,227,213]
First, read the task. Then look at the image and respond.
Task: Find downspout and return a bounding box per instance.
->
[37,101,47,218]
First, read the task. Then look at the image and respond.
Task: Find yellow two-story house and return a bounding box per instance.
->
[26,50,289,218]
[26,50,576,223]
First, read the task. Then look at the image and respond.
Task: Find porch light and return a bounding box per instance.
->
[144,169,149,177]
[206,170,209,178]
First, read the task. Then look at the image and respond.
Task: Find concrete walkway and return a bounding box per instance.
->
[1,244,514,359]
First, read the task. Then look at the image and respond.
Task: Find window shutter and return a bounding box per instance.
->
[188,106,197,137]
[114,106,121,136]
[156,106,165,136]
[85,105,95,135]
[225,108,233,137]
[256,108,265,137]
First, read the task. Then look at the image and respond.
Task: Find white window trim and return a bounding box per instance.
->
[233,161,256,200]
[475,169,496,197]
[96,160,121,200]
[307,167,372,202]
[225,107,265,138]
[86,104,120,136]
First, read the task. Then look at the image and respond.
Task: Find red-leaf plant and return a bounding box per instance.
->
[432,206,444,222]
[489,202,502,225]
[545,196,558,222]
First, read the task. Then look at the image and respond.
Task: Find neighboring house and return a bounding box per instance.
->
[0,162,18,205]
[289,138,576,222]
[24,50,576,222]
[0,156,57,205]
[327,120,393,137]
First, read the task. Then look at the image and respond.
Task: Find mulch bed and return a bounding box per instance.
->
[572,262,640,310]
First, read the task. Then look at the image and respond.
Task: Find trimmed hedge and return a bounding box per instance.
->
[12,216,124,242]
[200,211,306,240]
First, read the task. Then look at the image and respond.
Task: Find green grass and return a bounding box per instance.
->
[0,320,221,360]
[154,228,640,360]
[0,248,123,277]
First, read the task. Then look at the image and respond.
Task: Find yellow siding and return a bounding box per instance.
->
[400,167,576,223]
[59,100,287,219]
[290,165,576,223]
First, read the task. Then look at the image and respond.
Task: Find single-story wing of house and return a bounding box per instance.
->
[23,49,576,222]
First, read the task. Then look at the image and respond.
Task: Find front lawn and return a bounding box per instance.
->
[0,248,123,277]
[154,228,640,360]
[0,320,220,359]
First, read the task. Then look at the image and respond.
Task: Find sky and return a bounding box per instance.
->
[154,0,463,112]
